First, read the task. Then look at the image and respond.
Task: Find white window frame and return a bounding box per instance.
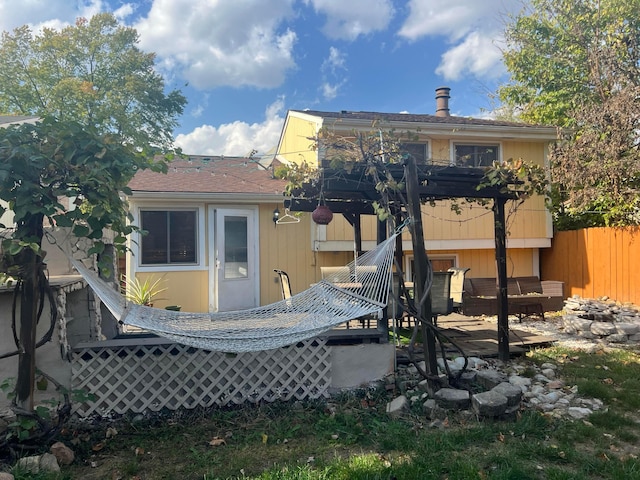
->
[401,142,430,164]
[132,204,207,272]
[451,142,502,167]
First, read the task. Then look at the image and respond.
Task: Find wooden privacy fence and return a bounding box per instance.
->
[541,227,640,305]
[72,337,331,417]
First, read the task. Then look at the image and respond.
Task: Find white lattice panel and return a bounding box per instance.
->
[72,338,331,417]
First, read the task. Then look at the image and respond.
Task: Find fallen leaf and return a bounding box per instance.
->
[602,378,614,384]
[582,420,593,427]
[92,442,105,452]
[106,427,118,439]
[558,451,566,458]
[497,433,505,443]
[135,447,145,456]
[262,433,268,444]
[209,437,227,447]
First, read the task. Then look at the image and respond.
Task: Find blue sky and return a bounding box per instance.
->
[0,0,527,156]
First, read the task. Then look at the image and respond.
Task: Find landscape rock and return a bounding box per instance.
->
[434,388,470,410]
[476,370,507,390]
[472,390,508,417]
[423,399,447,420]
[16,453,60,474]
[492,382,523,407]
[50,441,75,465]
[386,395,409,416]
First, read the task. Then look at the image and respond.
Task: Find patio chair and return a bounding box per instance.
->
[273,269,292,300]
[447,267,470,312]
[397,271,454,328]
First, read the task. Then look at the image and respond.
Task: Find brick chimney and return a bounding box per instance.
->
[435,87,451,117]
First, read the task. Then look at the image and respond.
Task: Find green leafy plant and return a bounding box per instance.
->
[121,274,167,306]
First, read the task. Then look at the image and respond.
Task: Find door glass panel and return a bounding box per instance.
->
[224,216,248,279]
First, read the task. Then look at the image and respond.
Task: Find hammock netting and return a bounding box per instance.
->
[70,231,399,353]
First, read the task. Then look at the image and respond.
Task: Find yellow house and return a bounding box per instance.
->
[124,91,557,318]
[275,90,557,286]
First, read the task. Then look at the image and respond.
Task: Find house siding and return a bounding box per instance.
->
[278,115,319,166]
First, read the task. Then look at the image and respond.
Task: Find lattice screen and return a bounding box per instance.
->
[72,339,331,417]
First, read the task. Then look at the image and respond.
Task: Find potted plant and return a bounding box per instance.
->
[121,274,167,307]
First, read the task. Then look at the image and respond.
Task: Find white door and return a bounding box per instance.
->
[209,207,259,312]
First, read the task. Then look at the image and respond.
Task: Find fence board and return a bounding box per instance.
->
[541,227,640,305]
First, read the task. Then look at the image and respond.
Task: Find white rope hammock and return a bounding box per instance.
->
[69,231,400,353]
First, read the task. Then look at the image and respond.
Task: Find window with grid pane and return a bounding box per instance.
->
[455,144,499,167]
[140,210,197,265]
[401,143,428,164]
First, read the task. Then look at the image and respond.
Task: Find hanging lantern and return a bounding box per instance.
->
[312,204,333,225]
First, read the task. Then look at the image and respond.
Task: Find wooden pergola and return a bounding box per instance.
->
[285,158,525,369]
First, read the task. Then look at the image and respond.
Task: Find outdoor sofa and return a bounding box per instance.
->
[461,276,565,319]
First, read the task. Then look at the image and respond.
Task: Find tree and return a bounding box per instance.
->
[0,13,186,151]
[499,0,640,227]
[499,0,639,127]
[0,117,167,416]
[0,14,185,419]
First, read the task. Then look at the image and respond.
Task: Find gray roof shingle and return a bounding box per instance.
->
[128,155,287,195]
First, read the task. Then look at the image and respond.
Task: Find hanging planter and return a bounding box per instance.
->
[312,204,333,225]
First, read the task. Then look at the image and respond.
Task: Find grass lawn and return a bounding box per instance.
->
[10,345,640,480]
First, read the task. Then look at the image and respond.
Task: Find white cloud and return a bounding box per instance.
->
[304,0,394,40]
[398,0,524,81]
[322,46,346,73]
[135,0,298,90]
[175,98,286,156]
[319,46,347,100]
[436,31,505,80]
[322,83,339,100]
[0,0,107,33]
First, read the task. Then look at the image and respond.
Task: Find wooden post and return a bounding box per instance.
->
[405,156,438,387]
[494,198,510,361]
[376,217,389,342]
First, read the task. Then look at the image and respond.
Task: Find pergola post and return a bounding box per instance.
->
[405,156,439,389]
[494,197,510,361]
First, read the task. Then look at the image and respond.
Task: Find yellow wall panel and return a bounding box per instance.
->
[279,116,318,166]
[135,271,208,312]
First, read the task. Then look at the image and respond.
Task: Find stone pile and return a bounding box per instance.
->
[385,295,640,422]
[562,296,640,344]
[386,355,604,423]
